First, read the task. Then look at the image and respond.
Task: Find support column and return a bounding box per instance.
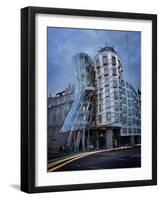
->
[87,129,90,151]
[130,136,135,146]
[68,131,73,152]
[82,128,86,151]
[74,131,81,152]
[106,129,113,149]
[96,131,99,150]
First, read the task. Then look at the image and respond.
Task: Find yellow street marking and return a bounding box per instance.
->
[48,152,92,169]
[48,146,133,172]
[48,152,95,172]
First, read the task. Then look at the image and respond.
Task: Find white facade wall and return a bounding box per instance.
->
[94,47,141,137]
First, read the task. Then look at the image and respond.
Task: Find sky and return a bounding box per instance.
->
[48,27,141,96]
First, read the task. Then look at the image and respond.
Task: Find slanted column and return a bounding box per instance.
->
[74,131,81,152]
[106,129,113,149]
[87,129,90,150]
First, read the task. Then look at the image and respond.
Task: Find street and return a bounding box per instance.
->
[48,146,141,172]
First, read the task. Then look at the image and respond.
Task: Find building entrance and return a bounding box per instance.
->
[113,128,131,147]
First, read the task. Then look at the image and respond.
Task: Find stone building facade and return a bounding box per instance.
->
[48,84,74,153]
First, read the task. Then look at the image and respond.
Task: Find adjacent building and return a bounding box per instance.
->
[48,84,74,153]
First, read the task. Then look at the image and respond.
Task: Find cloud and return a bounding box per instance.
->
[48,28,141,95]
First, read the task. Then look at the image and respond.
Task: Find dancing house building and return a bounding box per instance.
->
[48,45,141,153]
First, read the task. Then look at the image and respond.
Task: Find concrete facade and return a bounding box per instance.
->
[94,46,141,148]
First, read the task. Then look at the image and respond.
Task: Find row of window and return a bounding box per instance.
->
[98,98,121,112]
[96,56,117,67]
[98,111,141,126]
[98,87,120,101]
[98,79,139,104]
[122,96,140,108]
[122,88,139,102]
[98,112,120,123]
[122,116,141,126]
[121,81,139,97]
[122,107,141,117]
[98,78,118,89]
[122,128,141,134]
[98,100,140,119]
[97,66,119,77]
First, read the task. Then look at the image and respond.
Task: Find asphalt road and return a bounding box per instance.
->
[48,146,141,172]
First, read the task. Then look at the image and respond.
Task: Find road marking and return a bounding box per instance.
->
[48,149,114,171]
[48,153,94,172]
[48,146,137,171]
[48,153,89,168]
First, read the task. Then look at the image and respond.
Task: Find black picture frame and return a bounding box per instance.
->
[21,6,157,193]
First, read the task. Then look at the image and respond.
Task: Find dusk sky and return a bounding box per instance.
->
[48,27,141,96]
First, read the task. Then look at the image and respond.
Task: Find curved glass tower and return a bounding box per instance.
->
[60,53,95,151]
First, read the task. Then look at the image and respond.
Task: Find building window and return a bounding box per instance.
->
[123,128,127,134]
[98,79,102,89]
[122,105,127,113]
[119,91,122,97]
[133,117,135,124]
[106,99,110,109]
[115,113,120,122]
[114,102,119,111]
[129,128,132,133]
[98,75,102,80]
[128,118,132,126]
[96,59,100,67]
[127,91,130,97]
[98,115,102,123]
[133,128,136,134]
[122,115,127,124]
[98,103,102,112]
[128,109,132,116]
[113,79,117,88]
[112,56,116,65]
[122,88,126,95]
[128,100,131,106]
[104,67,108,75]
[105,87,110,97]
[122,97,127,104]
[126,82,129,88]
[121,80,125,87]
[103,56,108,65]
[132,100,135,106]
[114,90,118,99]
[107,112,111,120]
[112,68,117,76]
[105,77,109,86]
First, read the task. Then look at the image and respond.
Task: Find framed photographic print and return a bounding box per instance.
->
[21,6,157,193]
